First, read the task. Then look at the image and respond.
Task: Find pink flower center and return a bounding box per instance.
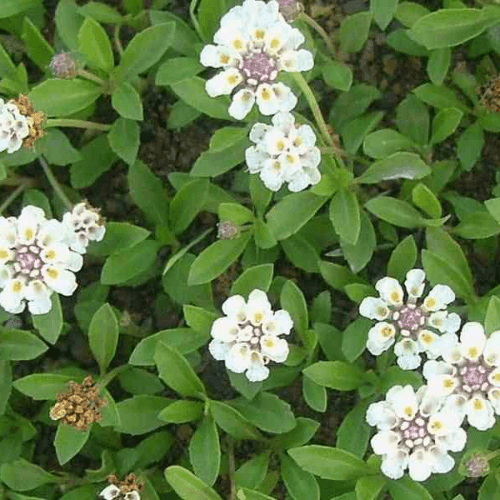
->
[459,361,493,392]
[396,306,425,332]
[240,52,277,86]
[14,245,43,279]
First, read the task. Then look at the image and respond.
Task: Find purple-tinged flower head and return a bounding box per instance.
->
[359,269,460,370]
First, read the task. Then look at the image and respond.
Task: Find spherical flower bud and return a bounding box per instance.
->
[217,220,240,240]
[459,450,491,478]
[49,52,77,79]
[209,289,293,381]
[276,0,303,22]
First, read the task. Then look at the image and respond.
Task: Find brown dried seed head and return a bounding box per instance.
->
[107,473,145,495]
[49,376,107,431]
[11,94,45,149]
[480,76,500,113]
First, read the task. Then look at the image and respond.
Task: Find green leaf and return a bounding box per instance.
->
[55,425,90,465]
[231,392,296,434]
[371,0,398,30]
[188,233,251,285]
[365,196,425,228]
[422,249,475,303]
[357,152,430,184]
[355,475,387,500]
[184,305,219,337]
[409,8,500,49]
[340,12,373,53]
[235,453,269,490]
[337,401,370,458]
[32,294,63,345]
[69,134,117,188]
[108,118,140,165]
[88,303,118,374]
[303,361,366,391]
[387,29,429,56]
[78,2,123,23]
[0,0,38,18]
[413,83,469,112]
[149,10,198,56]
[170,77,231,120]
[319,261,363,292]
[231,264,273,297]
[156,57,203,85]
[302,376,327,412]
[78,17,114,72]
[189,415,220,486]
[485,296,500,334]
[396,94,429,145]
[412,183,441,218]
[13,373,72,400]
[90,222,150,257]
[288,445,372,480]
[37,129,82,166]
[387,235,417,281]
[388,475,433,500]
[155,342,205,398]
[159,400,204,423]
[0,329,47,361]
[210,400,263,441]
[100,239,159,285]
[395,2,430,27]
[342,318,371,362]
[170,178,209,233]
[116,395,171,435]
[0,361,11,415]
[281,453,320,500]
[454,212,500,239]
[116,22,175,79]
[29,79,101,117]
[112,81,143,121]
[0,459,58,491]
[270,417,319,450]
[329,189,360,245]
[22,17,54,70]
[281,234,320,273]
[430,107,463,145]
[427,48,451,85]
[267,192,327,241]
[165,466,222,500]
[342,111,384,154]
[322,61,353,91]
[281,280,308,336]
[341,211,376,273]
[457,122,484,171]
[363,129,415,159]
[55,0,85,52]
[128,160,168,227]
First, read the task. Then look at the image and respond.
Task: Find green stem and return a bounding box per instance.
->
[77,69,107,86]
[45,118,111,131]
[38,156,73,210]
[98,365,129,388]
[319,146,346,157]
[292,72,333,147]
[300,12,336,58]
[114,24,124,57]
[189,0,206,41]
[0,183,26,215]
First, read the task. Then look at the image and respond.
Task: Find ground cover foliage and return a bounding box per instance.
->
[3,0,500,499]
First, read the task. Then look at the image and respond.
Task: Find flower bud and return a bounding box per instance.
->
[217,220,240,240]
[459,450,491,478]
[49,52,77,79]
[276,0,304,22]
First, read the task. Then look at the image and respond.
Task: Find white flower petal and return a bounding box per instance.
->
[380,450,408,480]
[466,396,495,430]
[404,268,426,298]
[359,296,390,320]
[375,276,404,306]
[99,485,121,500]
[42,267,77,296]
[229,89,255,119]
[205,68,242,97]
[408,449,432,482]
[460,322,486,361]
[245,351,269,381]
[209,339,231,360]
[225,343,252,373]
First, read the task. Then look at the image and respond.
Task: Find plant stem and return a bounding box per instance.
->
[300,12,336,58]
[45,118,111,131]
[77,69,107,86]
[114,24,124,56]
[319,146,346,157]
[228,437,236,500]
[0,183,26,215]
[38,156,73,210]
[189,0,206,41]
[98,365,129,388]
[292,72,334,147]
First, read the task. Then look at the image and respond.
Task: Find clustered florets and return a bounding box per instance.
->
[99,474,144,500]
[366,385,467,482]
[50,376,107,431]
[200,0,313,119]
[0,95,44,153]
[0,203,105,315]
[359,269,460,370]
[209,289,293,381]
[246,111,321,191]
[49,52,77,79]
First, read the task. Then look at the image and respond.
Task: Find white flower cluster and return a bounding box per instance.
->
[359,269,460,370]
[423,322,500,431]
[0,98,30,154]
[209,289,293,381]
[99,485,139,500]
[200,0,313,119]
[246,111,321,192]
[0,204,105,315]
[367,385,467,482]
[62,201,106,254]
